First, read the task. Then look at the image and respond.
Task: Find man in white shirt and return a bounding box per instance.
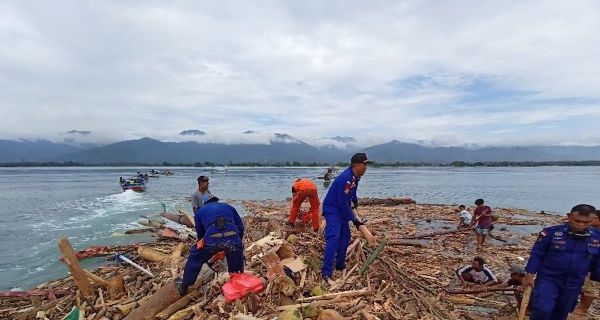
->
[457,205,472,228]
[456,257,499,286]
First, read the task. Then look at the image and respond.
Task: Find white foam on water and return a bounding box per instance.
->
[35,191,159,232]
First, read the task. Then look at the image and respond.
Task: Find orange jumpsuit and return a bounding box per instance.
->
[289,178,320,231]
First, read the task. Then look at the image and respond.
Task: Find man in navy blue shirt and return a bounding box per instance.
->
[523,204,600,320]
[321,153,372,280]
[176,195,245,295]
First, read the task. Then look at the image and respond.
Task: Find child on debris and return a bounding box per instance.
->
[471,198,493,250]
[457,205,472,229]
[456,257,499,287]
[175,194,245,296]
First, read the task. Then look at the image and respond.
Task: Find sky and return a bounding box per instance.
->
[1,1,600,148]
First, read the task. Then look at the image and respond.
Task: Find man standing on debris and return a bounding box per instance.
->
[471,198,493,250]
[176,195,245,296]
[288,178,320,232]
[456,257,499,286]
[321,152,371,281]
[191,175,211,214]
[572,209,600,317]
[523,204,600,320]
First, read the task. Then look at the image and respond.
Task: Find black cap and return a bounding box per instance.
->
[351,153,373,164]
[197,175,209,183]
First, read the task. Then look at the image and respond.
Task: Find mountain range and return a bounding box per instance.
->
[2,136,600,164]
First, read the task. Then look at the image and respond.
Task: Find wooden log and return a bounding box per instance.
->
[357,197,415,206]
[358,225,377,246]
[115,303,136,316]
[108,275,126,300]
[346,238,361,256]
[445,288,519,294]
[137,247,170,263]
[295,288,370,303]
[170,243,186,276]
[155,291,201,320]
[58,237,94,297]
[387,239,426,247]
[85,270,110,288]
[353,209,377,246]
[92,307,107,320]
[398,227,475,239]
[166,306,194,320]
[123,282,180,320]
[0,289,70,298]
[124,228,154,234]
[161,212,194,228]
[124,267,214,320]
[277,298,347,310]
[178,209,196,228]
[518,287,532,320]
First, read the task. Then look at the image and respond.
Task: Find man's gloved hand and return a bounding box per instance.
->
[352,199,359,209]
[352,219,365,230]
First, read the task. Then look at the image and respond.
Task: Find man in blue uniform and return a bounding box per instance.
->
[523,204,600,320]
[321,153,372,281]
[175,195,245,295]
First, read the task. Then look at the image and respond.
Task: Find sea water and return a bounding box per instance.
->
[0,166,599,289]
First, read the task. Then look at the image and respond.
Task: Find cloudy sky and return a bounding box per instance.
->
[1,1,600,147]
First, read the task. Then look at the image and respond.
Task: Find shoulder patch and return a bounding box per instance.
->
[537,230,548,242]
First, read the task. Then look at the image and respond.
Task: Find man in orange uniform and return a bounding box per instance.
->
[288,178,320,232]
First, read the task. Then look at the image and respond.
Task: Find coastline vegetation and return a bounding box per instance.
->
[2,160,600,167]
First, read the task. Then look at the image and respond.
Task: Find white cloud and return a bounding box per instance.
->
[0,1,599,147]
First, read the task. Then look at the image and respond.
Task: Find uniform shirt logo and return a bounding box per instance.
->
[555,232,563,236]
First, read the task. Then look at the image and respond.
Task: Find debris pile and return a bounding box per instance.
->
[1,199,570,320]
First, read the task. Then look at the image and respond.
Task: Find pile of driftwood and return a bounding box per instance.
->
[1,199,567,320]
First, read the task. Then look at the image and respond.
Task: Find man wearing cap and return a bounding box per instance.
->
[176,194,245,296]
[192,175,211,214]
[321,152,371,281]
[288,178,320,232]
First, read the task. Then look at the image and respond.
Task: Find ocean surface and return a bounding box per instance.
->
[1,166,599,290]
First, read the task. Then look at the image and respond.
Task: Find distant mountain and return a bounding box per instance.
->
[0,139,83,162]
[61,137,344,164]
[3,137,600,164]
[361,140,600,163]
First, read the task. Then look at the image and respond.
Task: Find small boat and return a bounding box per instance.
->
[122,184,145,192]
[317,166,338,181]
[119,177,146,192]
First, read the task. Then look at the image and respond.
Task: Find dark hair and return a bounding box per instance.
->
[197,175,209,184]
[475,199,484,205]
[473,257,485,266]
[571,204,597,216]
[459,205,465,209]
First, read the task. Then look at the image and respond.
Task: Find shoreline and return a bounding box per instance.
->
[0,199,568,319]
[3,161,600,168]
